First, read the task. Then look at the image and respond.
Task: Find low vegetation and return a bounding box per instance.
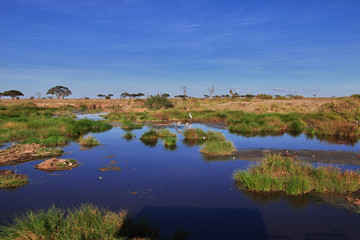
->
[0,204,127,240]
[144,95,174,110]
[0,173,28,189]
[184,128,225,140]
[234,153,360,195]
[120,121,143,131]
[79,135,100,147]
[0,105,111,147]
[200,140,235,155]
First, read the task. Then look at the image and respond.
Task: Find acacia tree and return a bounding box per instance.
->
[97,94,105,99]
[3,90,24,100]
[46,86,72,99]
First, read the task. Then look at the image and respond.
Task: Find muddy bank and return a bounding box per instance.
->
[235,149,360,165]
[0,144,64,166]
[34,158,78,172]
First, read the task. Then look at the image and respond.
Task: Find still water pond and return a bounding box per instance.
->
[1,121,360,239]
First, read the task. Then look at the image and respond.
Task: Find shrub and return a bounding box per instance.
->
[145,95,174,110]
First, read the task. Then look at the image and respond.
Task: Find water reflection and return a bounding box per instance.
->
[140,139,158,147]
[182,139,205,147]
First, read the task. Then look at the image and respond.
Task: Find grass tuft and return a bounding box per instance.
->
[79,135,100,147]
[200,140,235,155]
[0,174,28,189]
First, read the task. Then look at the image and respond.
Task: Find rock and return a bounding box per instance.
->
[35,158,78,172]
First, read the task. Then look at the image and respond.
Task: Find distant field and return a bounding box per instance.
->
[0,97,340,113]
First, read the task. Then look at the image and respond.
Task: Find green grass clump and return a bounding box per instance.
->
[79,135,100,147]
[0,204,127,240]
[200,140,235,155]
[0,174,28,189]
[139,129,158,140]
[234,153,360,195]
[120,121,143,131]
[163,137,177,146]
[156,129,177,138]
[35,148,64,157]
[184,128,225,140]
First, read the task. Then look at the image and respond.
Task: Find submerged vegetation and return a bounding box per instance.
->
[0,105,112,147]
[120,121,143,131]
[234,153,360,195]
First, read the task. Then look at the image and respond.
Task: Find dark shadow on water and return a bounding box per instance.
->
[140,139,159,148]
[228,130,286,138]
[182,139,205,147]
[201,154,234,162]
[135,206,268,240]
[238,186,313,210]
[164,145,177,151]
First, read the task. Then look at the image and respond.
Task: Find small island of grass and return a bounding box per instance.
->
[234,153,360,195]
[0,170,28,189]
[200,139,235,155]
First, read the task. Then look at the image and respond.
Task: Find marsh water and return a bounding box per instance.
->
[1,116,360,239]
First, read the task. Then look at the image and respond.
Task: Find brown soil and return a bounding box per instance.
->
[98,166,121,172]
[34,158,78,172]
[0,144,43,166]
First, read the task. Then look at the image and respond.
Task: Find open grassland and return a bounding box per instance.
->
[1,96,359,139]
[234,153,360,195]
[0,104,111,146]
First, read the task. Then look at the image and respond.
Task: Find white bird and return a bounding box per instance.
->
[189,112,192,119]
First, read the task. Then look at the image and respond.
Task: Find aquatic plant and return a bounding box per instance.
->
[79,135,100,147]
[234,153,360,195]
[200,140,235,155]
[0,204,127,240]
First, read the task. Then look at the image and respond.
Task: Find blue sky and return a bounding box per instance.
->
[1,0,359,98]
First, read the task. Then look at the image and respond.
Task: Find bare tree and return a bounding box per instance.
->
[181,86,190,98]
[35,92,42,99]
[208,85,215,98]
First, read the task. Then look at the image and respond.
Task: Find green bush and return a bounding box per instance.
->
[145,95,174,110]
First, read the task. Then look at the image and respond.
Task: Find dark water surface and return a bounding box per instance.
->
[1,121,360,239]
